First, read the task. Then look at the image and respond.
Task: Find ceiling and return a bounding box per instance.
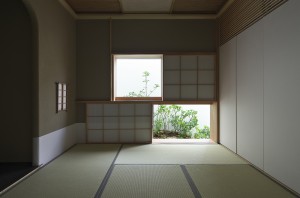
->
[64,0,230,16]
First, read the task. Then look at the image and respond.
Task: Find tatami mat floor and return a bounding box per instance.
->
[1,144,297,198]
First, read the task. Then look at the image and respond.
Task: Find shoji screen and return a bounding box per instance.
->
[86,103,152,143]
[163,54,216,101]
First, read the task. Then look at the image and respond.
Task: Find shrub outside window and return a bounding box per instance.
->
[113,54,163,101]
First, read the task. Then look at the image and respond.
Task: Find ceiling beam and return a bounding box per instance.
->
[57,0,78,19]
[57,0,234,20]
[76,13,216,20]
[216,0,235,18]
[169,0,176,14]
[118,0,124,13]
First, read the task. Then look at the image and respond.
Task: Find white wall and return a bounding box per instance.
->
[236,20,264,170]
[220,38,237,153]
[23,0,77,137]
[219,0,300,194]
[33,123,85,166]
[263,0,300,193]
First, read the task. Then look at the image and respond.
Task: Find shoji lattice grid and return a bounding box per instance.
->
[86,103,152,143]
[163,55,216,101]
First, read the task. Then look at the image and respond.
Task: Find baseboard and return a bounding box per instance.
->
[33,123,85,166]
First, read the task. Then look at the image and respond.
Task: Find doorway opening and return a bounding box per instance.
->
[152,104,213,144]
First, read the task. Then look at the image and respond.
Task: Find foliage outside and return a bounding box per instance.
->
[153,105,210,139]
[125,71,209,139]
[125,71,159,97]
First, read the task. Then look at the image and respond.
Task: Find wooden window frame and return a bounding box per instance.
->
[112,54,163,101]
[114,97,162,101]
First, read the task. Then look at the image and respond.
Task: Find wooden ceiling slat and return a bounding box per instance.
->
[218,0,288,46]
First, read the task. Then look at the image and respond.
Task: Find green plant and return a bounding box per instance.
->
[153,105,198,139]
[153,105,170,138]
[126,71,159,97]
[170,108,198,138]
[194,125,210,139]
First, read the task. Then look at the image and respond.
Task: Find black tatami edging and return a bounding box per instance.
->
[99,163,203,198]
[94,144,202,198]
[94,144,123,198]
[180,165,202,198]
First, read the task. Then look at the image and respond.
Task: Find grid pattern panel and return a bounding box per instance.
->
[163,54,216,101]
[86,103,152,143]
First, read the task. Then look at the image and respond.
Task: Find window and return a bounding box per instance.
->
[113,54,162,101]
[56,82,67,112]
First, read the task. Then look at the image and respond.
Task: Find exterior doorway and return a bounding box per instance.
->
[152,104,214,144]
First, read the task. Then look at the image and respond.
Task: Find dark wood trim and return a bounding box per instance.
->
[110,19,114,101]
[85,103,88,143]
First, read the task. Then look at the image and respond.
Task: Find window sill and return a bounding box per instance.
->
[114,97,162,101]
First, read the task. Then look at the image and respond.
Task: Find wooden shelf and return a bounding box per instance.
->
[77,100,217,104]
[164,83,215,86]
[164,68,215,71]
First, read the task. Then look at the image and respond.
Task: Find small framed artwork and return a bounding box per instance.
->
[56,82,67,112]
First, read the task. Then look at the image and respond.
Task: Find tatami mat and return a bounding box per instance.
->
[115,144,247,164]
[101,165,195,198]
[186,164,297,198]
[2,144,296,198]
[2,144,121,198]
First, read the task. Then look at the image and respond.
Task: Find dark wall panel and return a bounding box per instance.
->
[77,20,111,101]
[0,0,33,162]
[76,19,216,122]
[112,19,216,53]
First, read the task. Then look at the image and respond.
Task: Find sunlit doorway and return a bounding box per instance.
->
[152,104,214,144]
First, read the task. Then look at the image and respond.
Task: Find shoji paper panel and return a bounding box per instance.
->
[163,54,216,101]
[86,103,152,143]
